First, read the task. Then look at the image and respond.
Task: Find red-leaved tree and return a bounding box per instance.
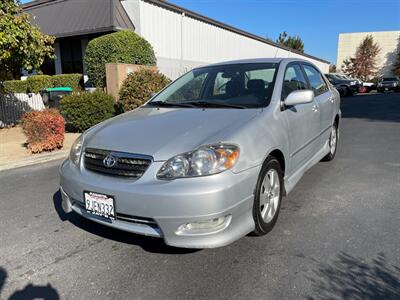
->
[342,35,381,80]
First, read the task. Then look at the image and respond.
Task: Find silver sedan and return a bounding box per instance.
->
[60,58,341,248]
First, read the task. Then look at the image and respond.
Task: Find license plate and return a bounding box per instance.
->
[385,88,389,91]
[84,191,115,220]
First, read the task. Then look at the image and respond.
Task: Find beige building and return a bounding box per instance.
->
[337,31,400,77]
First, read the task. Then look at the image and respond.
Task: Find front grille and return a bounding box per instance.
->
[84,148,152,179]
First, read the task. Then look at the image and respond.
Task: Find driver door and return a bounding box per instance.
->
[282,63,321,173]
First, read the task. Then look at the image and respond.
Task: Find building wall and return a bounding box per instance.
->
[123,0,329,79]
[337,31,400,77]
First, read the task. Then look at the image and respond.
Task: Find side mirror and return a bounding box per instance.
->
[284,90,314,107]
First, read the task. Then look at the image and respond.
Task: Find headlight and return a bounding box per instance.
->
[393,82,398,87]
[69,134,84,166]
[378,83,382,87]
[350,81,357,85]
[157,144,239,179]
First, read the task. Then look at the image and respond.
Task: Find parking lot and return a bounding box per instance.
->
[0,92,399,299]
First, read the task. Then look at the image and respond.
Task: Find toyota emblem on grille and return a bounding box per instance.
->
[103,154,117,168]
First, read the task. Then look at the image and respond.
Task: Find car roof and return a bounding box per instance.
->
[198,57,311,68]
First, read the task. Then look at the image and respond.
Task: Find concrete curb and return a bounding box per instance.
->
[0,150,69,172]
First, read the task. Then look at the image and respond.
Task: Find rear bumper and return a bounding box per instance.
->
[60,159,259,248]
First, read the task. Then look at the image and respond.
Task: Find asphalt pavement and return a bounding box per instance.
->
[1,92,399,300]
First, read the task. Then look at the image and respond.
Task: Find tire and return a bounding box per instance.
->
[322,122,338,162]
[347,87,354,96]
[252,157,284,236]
[343,86,352,97]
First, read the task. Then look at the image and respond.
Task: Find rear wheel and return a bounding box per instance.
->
[322,122,338,162]
[252,157,283,236]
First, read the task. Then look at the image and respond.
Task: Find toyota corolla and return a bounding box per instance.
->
[60,58,340,248]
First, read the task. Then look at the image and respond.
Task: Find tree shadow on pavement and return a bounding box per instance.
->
[305,252,400,300]
[0,267,59,300]
[52,190,199,255]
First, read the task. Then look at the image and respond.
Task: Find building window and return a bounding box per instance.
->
[40,57,56,75]
[60,38,83,74]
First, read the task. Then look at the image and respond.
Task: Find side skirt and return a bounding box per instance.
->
[283,141,330,195]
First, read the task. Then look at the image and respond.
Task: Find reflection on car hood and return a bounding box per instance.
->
[84,107,259,160]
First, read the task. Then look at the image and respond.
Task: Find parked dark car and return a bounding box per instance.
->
[325,74,360,96]
[377,77,400,93]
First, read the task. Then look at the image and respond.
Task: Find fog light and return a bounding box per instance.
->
[176,215,231,235]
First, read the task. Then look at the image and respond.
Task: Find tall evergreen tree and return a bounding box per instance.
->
[276,31,304,53]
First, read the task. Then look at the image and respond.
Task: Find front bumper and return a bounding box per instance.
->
[378,85,398,91]
[59,159,259,248]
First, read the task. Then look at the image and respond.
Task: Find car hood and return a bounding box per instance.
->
[84,107,259,161]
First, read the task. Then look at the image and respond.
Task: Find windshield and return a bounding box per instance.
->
[382,77,397,82]
[149,63,279,108]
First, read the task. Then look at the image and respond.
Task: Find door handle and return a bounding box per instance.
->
[312,104,318,112]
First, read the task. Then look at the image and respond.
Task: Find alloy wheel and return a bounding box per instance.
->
[259,169,280,223]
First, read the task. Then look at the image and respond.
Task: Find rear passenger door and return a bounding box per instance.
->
[282,63,321,173]
[302,64,334,148]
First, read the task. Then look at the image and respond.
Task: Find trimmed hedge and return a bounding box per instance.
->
[118,68,170,112]
[60,90,115,132]
[3,80,28,93]
[52,74,82,91]
[27,75,53,93]
[21,109,65,153]
[84,30,156,87]
[3,74,83,93]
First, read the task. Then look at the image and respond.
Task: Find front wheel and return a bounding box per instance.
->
[252,157,284,236]
[322,122,338,162]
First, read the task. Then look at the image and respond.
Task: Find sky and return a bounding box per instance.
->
[21,0,400,64]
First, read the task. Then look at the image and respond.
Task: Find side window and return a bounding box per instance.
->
[282,64,308,99]
[302,65,329,96]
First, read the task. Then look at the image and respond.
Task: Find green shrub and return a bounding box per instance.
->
[84,30,156,87]
[52,74,82,91]
[3,80,28,93]
[118,68,170,112]
[60,90,115,132]
[27,75,53,93]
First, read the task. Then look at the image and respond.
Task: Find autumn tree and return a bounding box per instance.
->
[0,0,55,80]
[392,36,400,76]
[276,31,304,53]
[342,35,380,80]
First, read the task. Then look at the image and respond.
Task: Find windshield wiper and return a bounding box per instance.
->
[186,101,246,109]
[147,101,196,108]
